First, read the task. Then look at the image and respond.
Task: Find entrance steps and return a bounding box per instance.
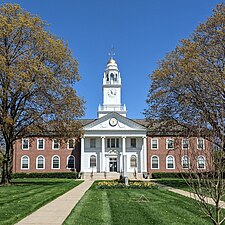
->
[82,172,144,180]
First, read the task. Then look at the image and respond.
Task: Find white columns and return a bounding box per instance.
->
[143,136,147,172]
[122,137,126,155]
[122,137,127,177]
[81,137,85,172]
[140,139,143,173]
[101,137,105,172]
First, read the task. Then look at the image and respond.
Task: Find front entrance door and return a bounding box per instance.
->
[109,158,117,172]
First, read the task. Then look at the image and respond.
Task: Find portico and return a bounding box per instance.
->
[81,113,147,177]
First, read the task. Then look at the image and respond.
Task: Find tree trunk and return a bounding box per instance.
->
[0,142,12,184]
[1,156,6,184]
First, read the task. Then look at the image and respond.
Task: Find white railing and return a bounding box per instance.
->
[98,105,126,112]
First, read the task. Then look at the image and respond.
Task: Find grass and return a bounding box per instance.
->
[0,178,82,225]
[63,182,213,225]
[154,178,191,191]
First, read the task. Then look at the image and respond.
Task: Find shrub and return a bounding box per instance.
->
[96,180,158,189]
[12,172,78,179]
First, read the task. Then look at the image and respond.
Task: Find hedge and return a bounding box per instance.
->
[152,172,191,179]
[151,172,215,179]
[12,172,79,179]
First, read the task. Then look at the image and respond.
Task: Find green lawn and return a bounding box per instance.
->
[154,178,191,191]
[154,178,225,201]
[0,178,82,225]
[63,183,213,225]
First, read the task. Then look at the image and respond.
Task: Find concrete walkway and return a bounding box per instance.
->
[15,180,94,225]
[159,184,225,209]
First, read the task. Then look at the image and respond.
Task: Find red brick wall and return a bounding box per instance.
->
[147,136,211,173]
[13,137,81,173]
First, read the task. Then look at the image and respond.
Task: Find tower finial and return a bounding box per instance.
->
[108,45,115,59]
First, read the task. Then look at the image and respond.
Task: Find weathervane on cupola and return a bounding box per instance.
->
[97,46,127,118]
[108,46,115,59]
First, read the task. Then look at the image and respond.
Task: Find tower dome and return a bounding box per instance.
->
[107,58,116,65]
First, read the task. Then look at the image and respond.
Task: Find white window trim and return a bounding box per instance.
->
[130,138,137,148]
[52,139,60,150]
[166,155,175,169]
[67,155,75,169]
[89,154,97,168]
[182,138,189,150]
[181,155,190,169]
[151,138,158,150]
[197,156,206,169]
[107,138,120,148]
[67,139,75,150]
[21,155,30,170]
[37,138,45,150]
[22,138,29,150]
[166,138,174,150]
[130,154,137,168]
[36,155,45,170]
[197,138,205,150]
[90,138,96,148]
[51,155,60,169]
[151,155,159,169]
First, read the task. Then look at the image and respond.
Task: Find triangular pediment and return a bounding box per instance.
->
[83,112,146,131]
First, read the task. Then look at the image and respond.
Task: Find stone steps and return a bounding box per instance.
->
[82,172,144,180]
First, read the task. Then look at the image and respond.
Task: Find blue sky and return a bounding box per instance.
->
[3,0,224,119]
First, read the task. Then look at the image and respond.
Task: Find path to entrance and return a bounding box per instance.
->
[15,180,94,225]
[159,183,225,209]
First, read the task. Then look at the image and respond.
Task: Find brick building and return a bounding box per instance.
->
[13,57,209,178]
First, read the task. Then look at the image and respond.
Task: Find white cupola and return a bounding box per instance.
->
[98,56,127,118]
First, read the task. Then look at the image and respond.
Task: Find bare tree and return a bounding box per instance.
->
[145,4,225,225]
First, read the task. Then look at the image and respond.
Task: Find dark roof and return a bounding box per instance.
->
[77,119,96,126]
[131,119,149,127]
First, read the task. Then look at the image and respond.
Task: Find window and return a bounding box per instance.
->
[151,156,159,169]
[166,155,175,169]
[37,139,45,150]
[67,155,75,169]
[151,138,158,149]
[52,155,60,169]
[22,138,29,150]
[111,138,115,148]
[197,138,204,150]
[68,139,75,149]
[181,156,189,169]
[107,138,119,148]
[21,156,29,169]
[182,138,189,149]
[166,139,174,149]
[197,156,205,169]
[130,155,137,167]
[36,156,45,169]
[52,139,60,150]
[90,155,96,167]
[90,139,96,148]
[131,138,136,148]
[107,138,110,148]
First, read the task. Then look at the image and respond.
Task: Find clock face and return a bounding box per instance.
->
[108,88,117,97]
[109,118,118,126]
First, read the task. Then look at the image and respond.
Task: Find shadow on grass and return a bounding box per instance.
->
[154,179,191,190]
[6,178,79,187]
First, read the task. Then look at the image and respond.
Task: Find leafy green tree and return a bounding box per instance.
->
[145,4,225,225]
[0,4,85,184]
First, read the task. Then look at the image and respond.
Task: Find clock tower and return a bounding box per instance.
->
[98,57,127,118]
